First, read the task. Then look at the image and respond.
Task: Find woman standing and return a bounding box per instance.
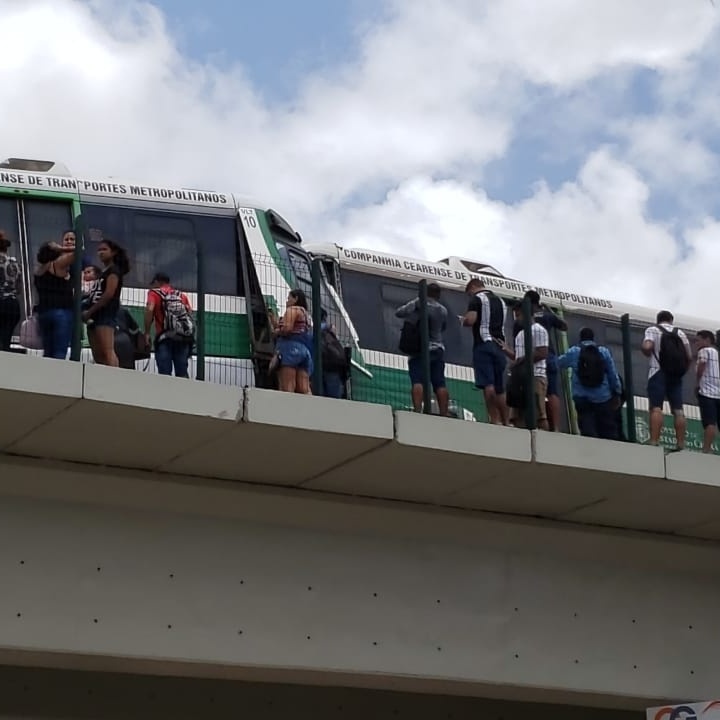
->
[34,231,76,359]
[83,239,130,367]
[270,288,313,394]
[0,230,21,352]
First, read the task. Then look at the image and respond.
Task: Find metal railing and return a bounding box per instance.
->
[4,242,720,455]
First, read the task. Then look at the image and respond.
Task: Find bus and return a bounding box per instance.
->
[306,242,720,454]
[0,157,362,386]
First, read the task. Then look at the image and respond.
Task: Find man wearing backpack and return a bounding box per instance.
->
[396,282,449,416]
[144,272,195,378]
[319,308,348,399]
[641,310,692,450]
[557,328,622,440]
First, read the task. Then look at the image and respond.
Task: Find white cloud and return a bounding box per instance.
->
[1,0,720,319]
[329,148,720,319]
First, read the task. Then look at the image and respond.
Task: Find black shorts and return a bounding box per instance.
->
[698,394,720,428]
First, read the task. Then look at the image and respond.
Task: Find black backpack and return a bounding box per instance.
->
[577,344,606,388]
[321,327,347,371]
[398,320,421,355]
[656,325,689,379]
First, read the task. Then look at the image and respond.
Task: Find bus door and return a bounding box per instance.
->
[0,194,77,332]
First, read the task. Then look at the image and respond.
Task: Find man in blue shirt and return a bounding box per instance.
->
[557,327,622,440]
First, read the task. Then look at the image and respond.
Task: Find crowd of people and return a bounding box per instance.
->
[396,280,720,454]
[0,229,196,377]
[2,228,719,452]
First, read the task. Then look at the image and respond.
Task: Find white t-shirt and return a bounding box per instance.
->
[643,323,691,379]
[514,323,549,378]
[697,346,720,399]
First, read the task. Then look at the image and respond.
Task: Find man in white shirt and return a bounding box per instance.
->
[641,310,692,451]
[499,304,550,430]
[695,330,720,454]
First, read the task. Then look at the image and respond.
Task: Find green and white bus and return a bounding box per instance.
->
[306,242,720,454]
[0,157,363,385]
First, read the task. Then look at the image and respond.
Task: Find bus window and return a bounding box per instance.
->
[0,198,20,246]
[275,242,354,347]
[341,270,386,353]
[132,213,197,290]
[20,199,75,313]
[23,199,74,272]
[81,204,239,295]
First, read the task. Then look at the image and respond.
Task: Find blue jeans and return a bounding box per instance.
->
[38,308,73,360]
[155,338,191,378]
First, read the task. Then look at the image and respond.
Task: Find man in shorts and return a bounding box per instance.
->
[695,330,720,454]
[462,278,508,425]
[500,303,550,430]
[641,310,692,450]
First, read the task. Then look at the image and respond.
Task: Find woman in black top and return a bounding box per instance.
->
[34,232,76,359]
[83,239,130,367]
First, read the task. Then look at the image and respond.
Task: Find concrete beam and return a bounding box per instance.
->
[0,456,717,710]
[1,353,720,540]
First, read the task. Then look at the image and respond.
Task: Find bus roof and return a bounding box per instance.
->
[305,242,717,332]
[0,160,264,212]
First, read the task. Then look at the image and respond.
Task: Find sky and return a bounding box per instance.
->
[1,0,719,319]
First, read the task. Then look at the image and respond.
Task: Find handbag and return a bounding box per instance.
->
[268,351,280,375]
[130,330,151,361]
[19,315,43,350]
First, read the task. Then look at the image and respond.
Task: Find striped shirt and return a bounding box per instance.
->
[514,323,549,378]
[697,346,720,399]
[467,290,506,345]
[643,323,691,379]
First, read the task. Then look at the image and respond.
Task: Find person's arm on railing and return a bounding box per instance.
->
[556,346,577,370]
[542,305,568,332]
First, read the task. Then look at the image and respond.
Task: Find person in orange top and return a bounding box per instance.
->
[143,272,194,378]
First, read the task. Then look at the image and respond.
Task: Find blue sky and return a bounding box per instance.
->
[2,0,720,315]
[153,0,386,102]
[153,0,716,222]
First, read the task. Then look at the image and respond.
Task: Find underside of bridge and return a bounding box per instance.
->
[1,353,719,717]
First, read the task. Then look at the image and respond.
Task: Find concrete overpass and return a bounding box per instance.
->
[1,351,719,719]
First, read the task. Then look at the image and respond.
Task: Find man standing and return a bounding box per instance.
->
[524,290,567,431]
[641,310,692,450]
[144,272,194,378]
[557,328,622,440]
[396,282,449,416]
[463,278,508,425]
[695,330,720,454]
[319,308,348,399]
[499,302,549,430]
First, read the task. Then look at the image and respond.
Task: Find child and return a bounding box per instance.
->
[82,265,102,327]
